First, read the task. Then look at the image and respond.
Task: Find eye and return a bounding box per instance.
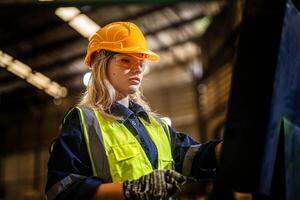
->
[121,58,131,64]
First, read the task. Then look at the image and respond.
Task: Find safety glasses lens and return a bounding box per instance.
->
[114,55,146,70]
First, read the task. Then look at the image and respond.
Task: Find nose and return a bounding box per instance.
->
[131,64,143,74]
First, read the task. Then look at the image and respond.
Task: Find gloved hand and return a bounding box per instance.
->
[123,169,186,200]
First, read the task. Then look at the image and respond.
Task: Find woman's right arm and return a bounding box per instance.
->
[168,126,222,180]
[46,108,119,200]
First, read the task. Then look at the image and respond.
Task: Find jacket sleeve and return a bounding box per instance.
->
[45,108,103,200]
[169,126,222,180]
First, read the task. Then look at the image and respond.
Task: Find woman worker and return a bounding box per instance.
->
[45,22,221,200]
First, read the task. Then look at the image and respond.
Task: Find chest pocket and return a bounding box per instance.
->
[108,142,144,181]
[158,158,174,170]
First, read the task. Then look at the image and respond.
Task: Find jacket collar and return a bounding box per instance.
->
[109,101,150,123]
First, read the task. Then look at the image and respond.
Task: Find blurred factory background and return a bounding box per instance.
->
[0,0,242,199]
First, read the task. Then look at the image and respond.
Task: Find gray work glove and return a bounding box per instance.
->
[123,169,186,200]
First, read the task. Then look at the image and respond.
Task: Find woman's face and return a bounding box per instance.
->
[107,54,145,97]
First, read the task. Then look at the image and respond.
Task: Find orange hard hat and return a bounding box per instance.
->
[84,21,160,67]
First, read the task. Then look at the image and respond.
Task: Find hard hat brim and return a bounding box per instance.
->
[105,46,160,60]
[85,47,160,67]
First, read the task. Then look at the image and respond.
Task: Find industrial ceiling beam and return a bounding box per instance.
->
[0,4,163,48]
[8,3,205,60]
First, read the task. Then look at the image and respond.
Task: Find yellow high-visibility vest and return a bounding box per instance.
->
[73,106,174,182]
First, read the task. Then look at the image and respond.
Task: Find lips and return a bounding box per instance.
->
[129,77,140,84]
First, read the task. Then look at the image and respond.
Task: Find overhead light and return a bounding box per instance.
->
[193,16,212,35]
[69,14,100,38]
[27,72,51,89]
[188,59,203,79]
[7,60,32,79]
[55,7,81,21]
[0,50,68,99]
[45,82,68,99]
[83,72,91,86]
[0,50,13,66]
[157,32,174,46]
[55,7,100,38]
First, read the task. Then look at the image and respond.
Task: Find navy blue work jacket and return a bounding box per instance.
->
[45,101,221,200]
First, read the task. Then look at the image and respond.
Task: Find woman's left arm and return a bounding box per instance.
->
[168,126,222,180]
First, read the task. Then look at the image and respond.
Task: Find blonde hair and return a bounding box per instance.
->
[78,52,153,120]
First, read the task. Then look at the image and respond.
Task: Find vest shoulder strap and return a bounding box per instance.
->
[152,116,171,143]
[74,106,112,182]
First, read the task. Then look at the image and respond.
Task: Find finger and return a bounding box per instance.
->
[166,183,174,191]
[167,170,186,183]
[166,183,178,197]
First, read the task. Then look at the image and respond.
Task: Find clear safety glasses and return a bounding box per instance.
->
[112,54,147,71]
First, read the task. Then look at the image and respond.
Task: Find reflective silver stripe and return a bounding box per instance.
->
[46,174,86,200]
[79,107,112,182]
[153,116,171,143]
[182,144,202,176]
